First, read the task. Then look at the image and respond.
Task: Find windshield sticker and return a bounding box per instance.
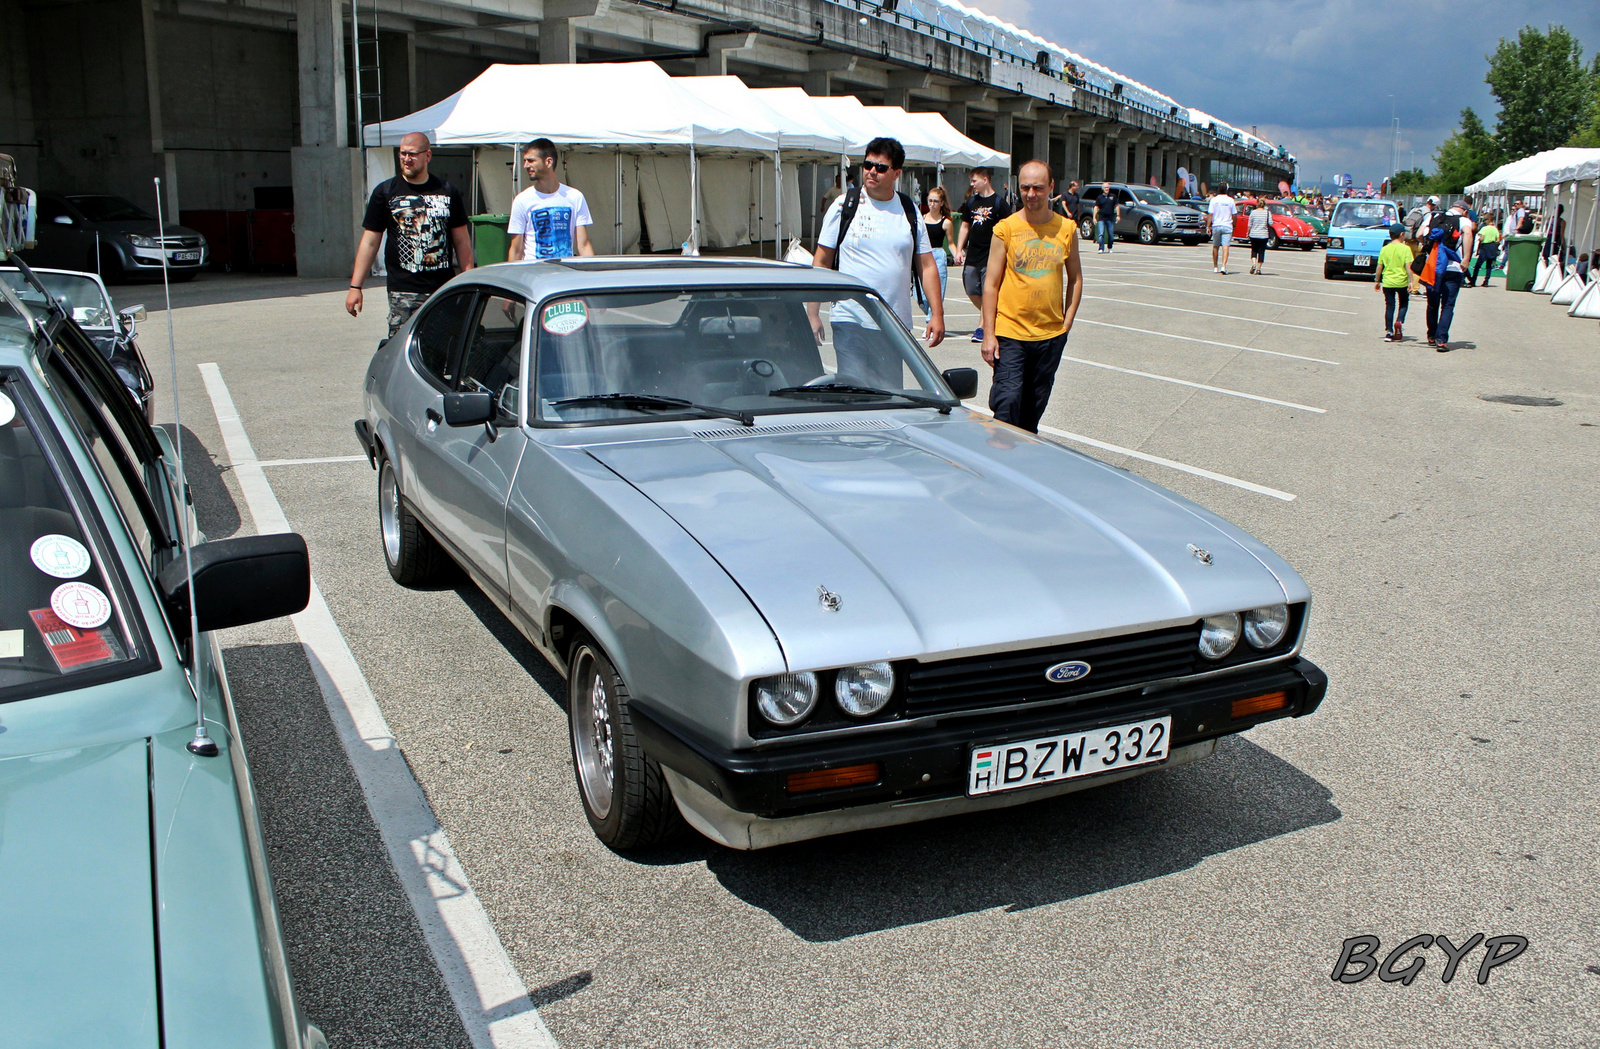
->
[29,608,121,671]
[0,629,22,659]
[50,582,111,630]
[0,391,14,426]
[541,300,588,335]
[31,534,92,579]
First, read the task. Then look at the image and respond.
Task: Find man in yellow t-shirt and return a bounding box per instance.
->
[980,159,1083,432]
[1374,223,1413,342]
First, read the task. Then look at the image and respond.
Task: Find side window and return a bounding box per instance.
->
[459,294,526,400]
[411,291,475,389]
[1118,190,1135,205]
[38,198,68,223]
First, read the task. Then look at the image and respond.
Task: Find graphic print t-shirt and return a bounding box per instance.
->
[363,175,468,295]
[507,184,592,260]
[819,191,932,328]
[958,191,1012,267]
[992,211,1075,341]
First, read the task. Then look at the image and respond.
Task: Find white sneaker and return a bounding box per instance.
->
[1219,268,1227,274]
[1213,266,1219,272]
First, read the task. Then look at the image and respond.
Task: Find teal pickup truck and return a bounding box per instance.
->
[1323,198,1401,279]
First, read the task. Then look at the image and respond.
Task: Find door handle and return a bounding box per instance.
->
[426,408,443,424]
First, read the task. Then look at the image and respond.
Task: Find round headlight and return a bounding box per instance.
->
[1244,604,1290,649]
[754,672,818,726]
[1198,612,1241,660]
[834,662,895,717]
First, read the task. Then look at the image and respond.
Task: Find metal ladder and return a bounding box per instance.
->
[351,0,383,151]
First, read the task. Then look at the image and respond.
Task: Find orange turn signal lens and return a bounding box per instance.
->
[786,762,881,794]
[1232,691,1289,719]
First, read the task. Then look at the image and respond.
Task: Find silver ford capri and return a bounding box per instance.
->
[355,258,1326,852]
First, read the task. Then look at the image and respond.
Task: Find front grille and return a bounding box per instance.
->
[903,624,1201,716]
[1173,214,1200,226]
[157,236,201,249]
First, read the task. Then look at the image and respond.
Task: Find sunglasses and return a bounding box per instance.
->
[398,150,431,159]
[860,160,894,174]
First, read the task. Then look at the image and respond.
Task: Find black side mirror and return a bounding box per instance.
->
[159,533,310,636]
[942,367,979,400]
[443,391,495,426]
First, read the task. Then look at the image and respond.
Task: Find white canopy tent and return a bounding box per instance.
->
[1464,148,1599,233]
[1543,153,1600,314]
[361,61,1010,255]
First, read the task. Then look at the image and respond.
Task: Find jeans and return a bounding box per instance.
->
[831,322,903,390]
[1468,250,1496,285]
[1096,219,1115,251]
[920,251,948,319]
[989,332,1068,433]
[1426,271,1464,343]
[1383,287,1409,332]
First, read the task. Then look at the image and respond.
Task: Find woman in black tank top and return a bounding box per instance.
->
[921,186,953,318]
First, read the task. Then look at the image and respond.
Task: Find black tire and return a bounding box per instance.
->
[567,639,683,851]
[1077,216,1094,241]
[171,270,199,281]
[1183,238,1203,246]
[1137,220,1158,245]
[1267,230,1280,251]
[378,456,449,586]
[1323,262,1338,280]
[1299,244,1313,251]
[88,246,123,284]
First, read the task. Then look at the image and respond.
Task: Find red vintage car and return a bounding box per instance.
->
[1233,199,1319,250]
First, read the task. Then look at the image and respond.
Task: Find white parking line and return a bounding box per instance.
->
[258,454,369,467]
[1104,269,1359,299]
[1074,319,1339,365]
[1079,295,1348,335]
[198,363,557,1049]
[1061,355,1326,412]
[964,403,1296,501]
[1095,258,1347,287]
[1093,279,1357,315]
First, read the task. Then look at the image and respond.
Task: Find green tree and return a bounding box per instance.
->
[1391,168,1430,194]
[1431,108,1502,195]
[1486,25,1595,158]
[1569,54,1600,147]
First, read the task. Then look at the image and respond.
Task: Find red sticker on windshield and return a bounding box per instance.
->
[29,607,121,671]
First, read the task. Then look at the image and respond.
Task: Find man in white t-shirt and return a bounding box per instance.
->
[1206,184,1237,273]
[810,138,945,386]
[507,138,594,261]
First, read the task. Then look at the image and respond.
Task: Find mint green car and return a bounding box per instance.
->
[0,263,322,1048]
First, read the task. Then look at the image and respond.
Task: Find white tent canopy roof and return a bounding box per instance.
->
[1465,148,1600,195]
[675,77,844,156]
[360,62,780,151]
[1546,151,1600,184]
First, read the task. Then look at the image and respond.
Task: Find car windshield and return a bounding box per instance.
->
[534,286,951,425]
[1331,202,1398,229]
[0,374,139,701]
[65,195,153,222]
[0,270,115,328]
[1129,188,1178,205]
[1267,204,1292,216]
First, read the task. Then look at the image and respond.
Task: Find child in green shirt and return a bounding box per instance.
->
[1376,225,1412,342]
[1468,220,1501,287]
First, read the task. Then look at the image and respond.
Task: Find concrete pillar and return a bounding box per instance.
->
[946,102,969,135]
[540,0,609,64]
[1030,115,1052,173]
[1060,126,1081,185]
[139,0,178,218]
[1088,133,1106,182]
[993,112,1014,184]
[291,0,360,277]
[803,70,833,96]
[697,32,755,76]
[1131,142,1147,187]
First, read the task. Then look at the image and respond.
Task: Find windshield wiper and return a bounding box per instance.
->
[549,392,754,426]
[769,383,953,413]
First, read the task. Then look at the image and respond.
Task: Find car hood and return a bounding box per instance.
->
[588,413,1296,671]
[1332,226,1390,251]
[0,739,159,1046]
[89,220,198,239]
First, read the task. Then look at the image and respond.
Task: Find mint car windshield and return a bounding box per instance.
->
[0,270,115,329]
[0,375,139,701]
[1331,202,1398,229]
[534,287,951,424]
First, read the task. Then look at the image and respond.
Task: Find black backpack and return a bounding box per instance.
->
[1517,211,1534,234]
[1431,212,1462,251]
[830,183,925,305]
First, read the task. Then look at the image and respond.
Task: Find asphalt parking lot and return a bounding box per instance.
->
[134,240,1600,1048]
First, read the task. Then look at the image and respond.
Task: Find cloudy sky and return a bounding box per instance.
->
[972,0,1600,187]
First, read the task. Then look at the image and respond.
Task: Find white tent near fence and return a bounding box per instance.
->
[1546,152,1600,318]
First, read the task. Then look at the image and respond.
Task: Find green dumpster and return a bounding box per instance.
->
[470,213,511,265]
[1502,233,1543,292]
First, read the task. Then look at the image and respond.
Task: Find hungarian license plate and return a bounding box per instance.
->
[173,250,200,262]
[1353,255,1373,267]
[968,715,1171,796]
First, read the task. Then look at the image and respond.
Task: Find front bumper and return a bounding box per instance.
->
[633,656,1326,844]
[1325,251,1378,273]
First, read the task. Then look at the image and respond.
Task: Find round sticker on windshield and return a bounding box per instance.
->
[0,391,14,426]
[51,582,112,630]
[31,534,92,579]
[541,300,588,335]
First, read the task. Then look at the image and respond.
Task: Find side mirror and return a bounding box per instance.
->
[52,214,73,226]
[443,391,495,426]
[118,304,146,333]
[496,384,519,423]
[942,367,979,400]
[158,533,310,636]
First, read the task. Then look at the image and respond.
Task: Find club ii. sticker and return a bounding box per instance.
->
[31,534,92,579]
[541,300,588,335]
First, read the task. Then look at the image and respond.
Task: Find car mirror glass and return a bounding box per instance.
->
[496,384,519,423]
[52,215,73,225]
[700,315,760,336]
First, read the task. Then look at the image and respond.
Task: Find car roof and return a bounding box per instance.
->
[443,256,876,301]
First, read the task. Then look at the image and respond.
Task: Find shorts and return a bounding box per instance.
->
[1211,228,1232,247]
[962,262,988,299]
[387,290,430,338]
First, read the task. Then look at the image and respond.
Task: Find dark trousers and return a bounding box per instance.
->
[989,332,1068,433]
[1468,249,1496,286]
[1383,287,1409,332]
[1426,272,1464,343]
[1250,236,1268,263]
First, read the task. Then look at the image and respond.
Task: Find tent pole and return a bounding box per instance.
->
[471,148,479,216]
[757,158,765,257]
[775,146,783,256]
[810,160,819,246]
[689,141,698,255]
[614,149,622,254]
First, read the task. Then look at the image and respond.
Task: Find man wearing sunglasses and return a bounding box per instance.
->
[812,138,945,386]
[347,131,475,337]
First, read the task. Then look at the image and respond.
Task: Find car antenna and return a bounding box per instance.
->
[153,176,216,758]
